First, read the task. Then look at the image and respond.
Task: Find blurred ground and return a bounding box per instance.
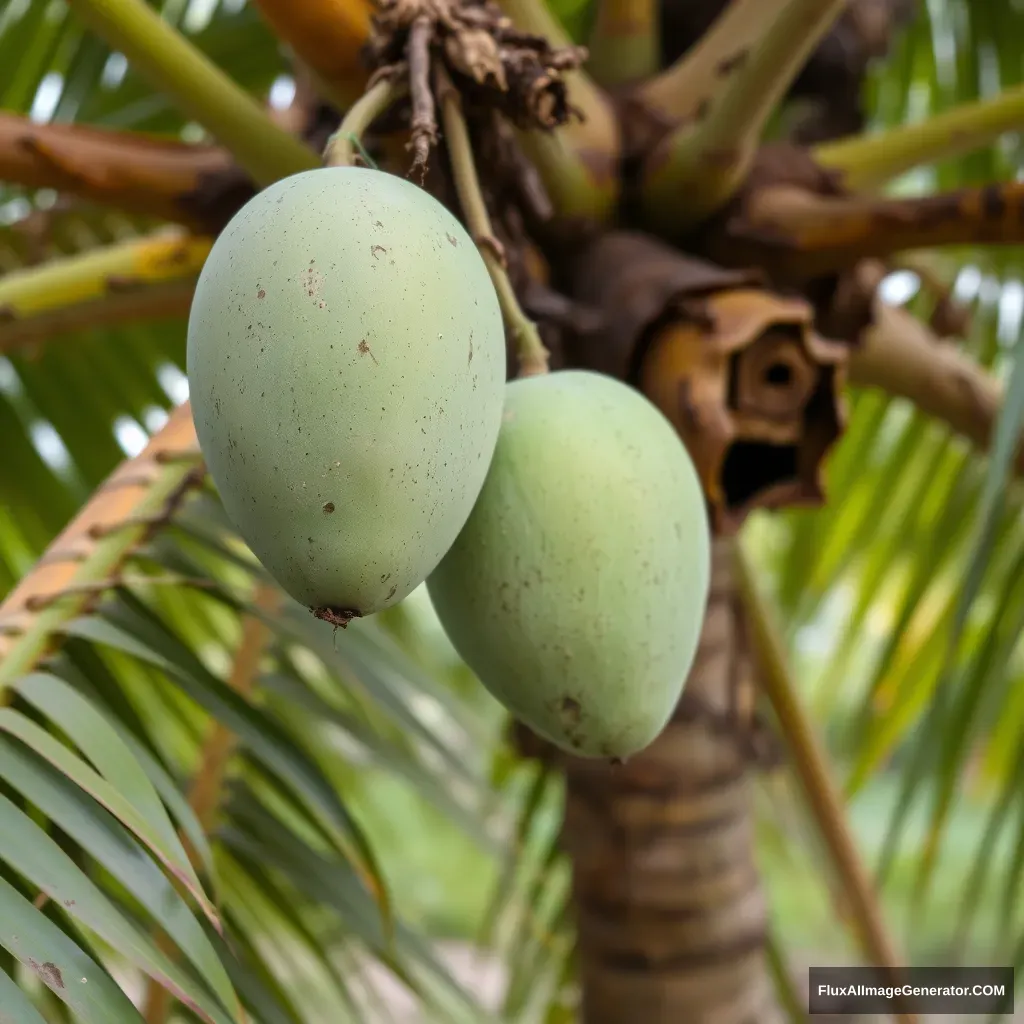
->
[354,944,1022,1021]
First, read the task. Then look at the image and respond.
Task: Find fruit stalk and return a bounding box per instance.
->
[0,113,251,231]
[637,0,849,232]
[322,77,404,167]
[436,69,550,377]
[66,0,319,186]
[559,539,783,1023]
[814,81,1024,192]
[0,233,212,353]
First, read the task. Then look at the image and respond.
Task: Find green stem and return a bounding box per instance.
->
[815,82,1024,192]
[497,0,622,223]
[437,71,549,378]
[584,0,660,87]
[0,232,211,320]
[635,0,766,115]
[498,0,573,48]
[66,0,318,186]
[0,230,208,350]
[640,0,848,231]
[323,78,403,167]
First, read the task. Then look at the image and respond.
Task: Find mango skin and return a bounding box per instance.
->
[187,167,505,616]
[426,370,711,759]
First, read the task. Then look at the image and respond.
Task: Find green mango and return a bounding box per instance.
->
[427,370,711,759]
[187,167,505,619]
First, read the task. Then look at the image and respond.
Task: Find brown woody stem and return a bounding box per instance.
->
[735,181,1024,278]
[407,17,437,182]
[497,0,622,224]
[0,114,249,231]
[638,0,848,231]
[585,0,660,87]
[848,299,1024,475]
[732,542,915,1024]
[815,82,1024,192]
[436,69,549,377]
[323,77,403,167]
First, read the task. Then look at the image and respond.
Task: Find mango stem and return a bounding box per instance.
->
[436,68,549,378]
[323,77,405,167]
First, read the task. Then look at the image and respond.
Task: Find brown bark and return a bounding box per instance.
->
[560,539,784,1024]
[720,180,1024,279]
[0,114,254,233]
[564,231,848,533]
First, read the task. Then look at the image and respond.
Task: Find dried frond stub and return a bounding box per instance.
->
[565,231,761,379]
[640,290,848,533]
[565,232,848,533]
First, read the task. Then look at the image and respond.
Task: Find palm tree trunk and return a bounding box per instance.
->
[560,537,784,1023]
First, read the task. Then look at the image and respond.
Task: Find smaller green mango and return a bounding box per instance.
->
[426,370,711,759]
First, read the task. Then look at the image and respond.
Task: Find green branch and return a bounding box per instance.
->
[635,0,764,116]
[67,0,319,186]
[639,0,848,232]
[497,0,622,223]
[0,233,209,351]
[585,0,660,87]
[815,82,1024,192]
[848,299,1024,477]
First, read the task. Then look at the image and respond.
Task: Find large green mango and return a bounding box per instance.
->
[427,370,711,759]
[187,167,505,618]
